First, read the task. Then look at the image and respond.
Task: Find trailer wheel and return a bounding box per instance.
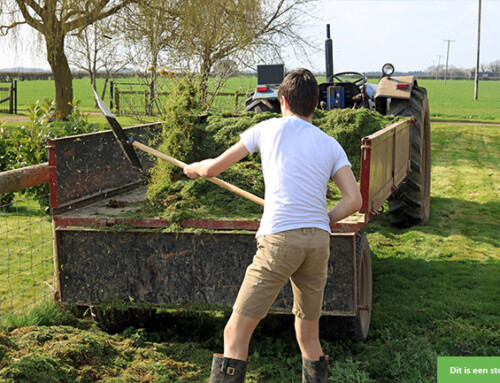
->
[320,231,372,342]
[387,85,431,228]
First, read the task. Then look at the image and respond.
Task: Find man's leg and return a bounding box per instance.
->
[294,317,323,360]
[224,311,260,361]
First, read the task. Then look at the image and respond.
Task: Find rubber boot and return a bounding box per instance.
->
[209,354,247,382]
[302,355,328,383]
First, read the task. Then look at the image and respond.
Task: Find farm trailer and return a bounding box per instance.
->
[44,116,415,342]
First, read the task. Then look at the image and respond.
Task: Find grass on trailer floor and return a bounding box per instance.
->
[0,122,498,382]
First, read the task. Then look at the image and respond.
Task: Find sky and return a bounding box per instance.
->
[0,0,499,73]
[286,0,500,73]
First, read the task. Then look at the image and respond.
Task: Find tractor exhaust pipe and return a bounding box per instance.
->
[325,24,334,81]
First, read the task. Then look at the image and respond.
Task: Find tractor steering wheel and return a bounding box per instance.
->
[328,72,367,86]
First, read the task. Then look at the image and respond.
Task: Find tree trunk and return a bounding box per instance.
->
[148,51,158,116]
[199,58,212,106]
[46,34,74,119]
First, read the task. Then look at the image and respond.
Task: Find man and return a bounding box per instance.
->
[183,68,362,382]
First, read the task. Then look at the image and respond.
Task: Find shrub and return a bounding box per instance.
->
[0,99,102,209]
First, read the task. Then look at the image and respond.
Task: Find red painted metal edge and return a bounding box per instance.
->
[330,221,366,233]
[53,215,261,231]
[181,219,260,231]
[47,140,59,209]
[359,137,372,216]
[53,213,367,233]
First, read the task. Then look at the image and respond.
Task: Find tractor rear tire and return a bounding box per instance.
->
[387,85,431,228]
[320,231,372,342]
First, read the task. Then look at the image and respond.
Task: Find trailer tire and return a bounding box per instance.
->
[320,231,372,342]
[387,85,431,228]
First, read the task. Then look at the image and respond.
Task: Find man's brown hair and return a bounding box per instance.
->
[278,68,319,117]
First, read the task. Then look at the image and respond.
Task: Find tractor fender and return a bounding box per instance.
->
[375,75,416,100]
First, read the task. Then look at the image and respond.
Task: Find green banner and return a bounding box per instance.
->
[438,357,500,383]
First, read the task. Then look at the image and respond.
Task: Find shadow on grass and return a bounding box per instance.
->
[367,195,499,250]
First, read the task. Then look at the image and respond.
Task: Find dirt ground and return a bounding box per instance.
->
[0,114,29,122]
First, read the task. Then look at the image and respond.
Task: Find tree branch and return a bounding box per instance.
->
[65,0,134,32]
[13,0,44,32]
[0,20,27,36]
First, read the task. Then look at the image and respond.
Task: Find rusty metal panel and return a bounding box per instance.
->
[360,119,411,216]
[375,75,414,99]
[48,123,162,210]
[393,122,411,187]
[56,229,356,316]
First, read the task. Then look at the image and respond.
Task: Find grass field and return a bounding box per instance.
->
[0,197,53,316]
[1,76,500,124]
[0,122,498,382]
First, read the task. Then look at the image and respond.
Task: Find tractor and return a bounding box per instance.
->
[245,24,431,229]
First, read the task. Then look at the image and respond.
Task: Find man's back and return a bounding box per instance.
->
[240,115,350,236]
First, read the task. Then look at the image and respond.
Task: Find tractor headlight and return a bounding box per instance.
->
[382,63,395,77]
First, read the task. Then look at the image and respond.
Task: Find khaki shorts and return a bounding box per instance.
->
[233,227,330,321]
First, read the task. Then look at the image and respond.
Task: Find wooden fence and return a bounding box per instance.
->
[111,83,247,116]
[0,80,17,114]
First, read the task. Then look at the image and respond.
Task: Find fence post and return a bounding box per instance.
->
[8,82,13,114]
[234,91,239,109]
[144,90,149,116]
[110,81,114,110]
[14,80,17,114]
[115,87,120,115]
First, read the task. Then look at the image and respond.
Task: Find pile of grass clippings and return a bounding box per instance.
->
[147,80,395,223]
[0,325,209,382]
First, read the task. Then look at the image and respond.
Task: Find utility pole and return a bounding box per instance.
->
[474,0,482,100]
[436,55,443,80]
[443,39,455,85]
[432,60,436,79]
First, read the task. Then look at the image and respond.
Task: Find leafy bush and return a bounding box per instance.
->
[0,99,102,209]
[0,121,17,205]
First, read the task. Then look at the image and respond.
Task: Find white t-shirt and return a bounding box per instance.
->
[240,115,351,237]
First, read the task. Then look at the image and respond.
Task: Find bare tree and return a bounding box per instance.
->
[173,0,315,102]
[0,0,134,118]
[121,0,180,115]
[488,60,500,74]
[67,18,129,105]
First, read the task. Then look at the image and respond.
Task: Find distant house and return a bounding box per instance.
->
[468,71,500,79]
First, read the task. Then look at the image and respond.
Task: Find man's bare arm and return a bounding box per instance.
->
[183,141,250,179]
[328,166,363,223]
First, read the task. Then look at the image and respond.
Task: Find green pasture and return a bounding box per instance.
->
[2,76,500,124]
[0,197,53,315]
[419,79,500,122]
[0,122,498,382]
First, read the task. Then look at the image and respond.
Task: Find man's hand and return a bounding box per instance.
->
[183,159,214,179]
[183,162,202,179]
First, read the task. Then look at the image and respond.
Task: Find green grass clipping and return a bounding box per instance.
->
[146,79,395,223]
